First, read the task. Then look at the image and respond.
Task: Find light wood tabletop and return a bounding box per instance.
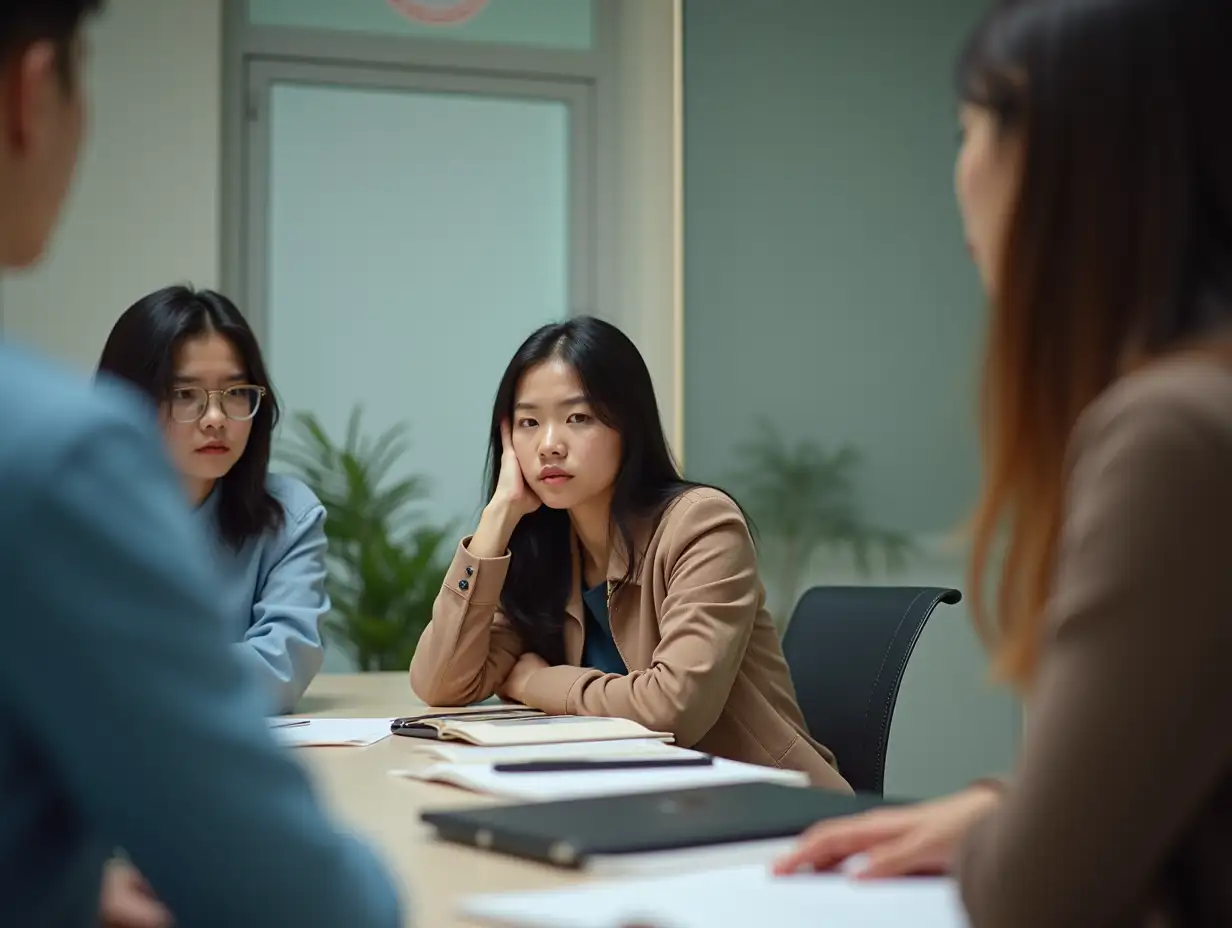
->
[290,672,585,928]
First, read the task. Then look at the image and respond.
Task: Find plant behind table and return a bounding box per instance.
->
[279,408,451,671]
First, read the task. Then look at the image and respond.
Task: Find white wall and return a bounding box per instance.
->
[0,0,222,369]
[604,0,683,460]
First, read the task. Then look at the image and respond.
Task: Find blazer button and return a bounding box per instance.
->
[458,579,470,591]
[465,566,474,576]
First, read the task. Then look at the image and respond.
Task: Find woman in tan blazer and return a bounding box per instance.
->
[776,0,1232,924]
[410,316,849,792]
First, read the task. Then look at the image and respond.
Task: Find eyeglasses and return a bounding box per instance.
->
[169,385,266,423]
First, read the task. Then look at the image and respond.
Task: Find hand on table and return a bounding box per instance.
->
[497,651,550,704]
[773,784,1000,879]
[100,858,173,928]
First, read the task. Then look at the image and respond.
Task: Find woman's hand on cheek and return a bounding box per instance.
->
[498,651,551,704]
[493,420,543,521]
[468,421,543,560]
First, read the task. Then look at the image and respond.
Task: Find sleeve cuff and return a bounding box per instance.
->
[444,537,511,605]
[520,664,592,716]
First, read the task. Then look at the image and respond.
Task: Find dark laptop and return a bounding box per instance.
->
[420,781,897,868]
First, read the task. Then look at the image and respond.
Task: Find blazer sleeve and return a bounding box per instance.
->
[409,537,526,706]
[517,493,758,747]
[955,383,1232,927]
[234,501,328,715]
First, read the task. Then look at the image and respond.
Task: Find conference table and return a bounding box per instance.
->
[291,671,583,928]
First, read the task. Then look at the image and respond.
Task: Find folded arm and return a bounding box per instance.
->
[235,502,328,714]
[409,538,525,706]
[516,494,758,747]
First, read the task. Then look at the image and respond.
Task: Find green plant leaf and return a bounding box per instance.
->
[279,405,452,672]
[727,419,915,619]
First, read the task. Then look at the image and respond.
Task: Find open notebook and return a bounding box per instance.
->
[407,738,687,765]
[398,756,808,801]
[392,713,672,747]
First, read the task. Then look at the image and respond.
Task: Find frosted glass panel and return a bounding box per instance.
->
[265,82,569,533]
[248,0,593,49]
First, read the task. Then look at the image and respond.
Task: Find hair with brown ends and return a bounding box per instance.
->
[956,0,1232,689]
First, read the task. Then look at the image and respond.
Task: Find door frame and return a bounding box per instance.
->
[240,59,594,341]
[221,0,686,461]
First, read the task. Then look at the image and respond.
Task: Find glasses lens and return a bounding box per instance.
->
[170,388,207,422]
[223,386,262,420]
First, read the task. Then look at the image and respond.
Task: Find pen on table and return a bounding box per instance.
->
[492,756,714,774]
[269,719,310,729]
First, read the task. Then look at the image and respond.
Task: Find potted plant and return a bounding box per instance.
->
[728,421,911,630]
[278,408,451,671]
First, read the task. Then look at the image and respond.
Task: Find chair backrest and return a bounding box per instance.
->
[782,586,962,795]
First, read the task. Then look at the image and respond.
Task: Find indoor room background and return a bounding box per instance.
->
[0,0,1017,799]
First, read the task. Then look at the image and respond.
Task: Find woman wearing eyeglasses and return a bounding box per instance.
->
[97,286,326,715]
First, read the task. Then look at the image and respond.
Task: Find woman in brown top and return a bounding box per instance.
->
[409,316,849,791]
[776,0,1232,923]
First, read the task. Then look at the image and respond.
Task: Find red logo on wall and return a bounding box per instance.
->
[387,0,489,25]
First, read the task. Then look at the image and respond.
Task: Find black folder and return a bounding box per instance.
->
[420,781,896,868]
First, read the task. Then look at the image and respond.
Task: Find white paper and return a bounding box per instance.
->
[269,717,393,747]
[462,863,966,928]
[408,739,694,765]
[583,837,797,878]
[393,756,808,800]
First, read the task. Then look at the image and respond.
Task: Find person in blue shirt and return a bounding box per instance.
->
[98,286,327,715]
[0,2,402,926]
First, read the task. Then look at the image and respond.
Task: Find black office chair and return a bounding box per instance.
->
[782,586,962,796]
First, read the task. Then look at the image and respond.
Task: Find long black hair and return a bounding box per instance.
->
[97,285,283,549]
[489,315,737,664]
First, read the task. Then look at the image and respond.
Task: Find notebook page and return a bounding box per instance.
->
[401,756,808,800]
[461,862,965,928]
[269,718,393,747]
[438,715,672,746]
[408,739,695,764]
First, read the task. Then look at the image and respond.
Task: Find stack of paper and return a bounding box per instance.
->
[461,863,966,928]
[392,755,809,801]
[268,718,393,747]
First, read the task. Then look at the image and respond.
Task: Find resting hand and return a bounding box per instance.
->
[497,651,550,704]
[772,785,1000,879]
[100,858,174,928]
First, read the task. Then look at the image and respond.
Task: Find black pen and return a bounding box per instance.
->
[492,756,714,774]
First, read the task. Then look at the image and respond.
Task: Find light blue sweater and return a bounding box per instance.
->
[196,473,328,714]
[0,345,402,927]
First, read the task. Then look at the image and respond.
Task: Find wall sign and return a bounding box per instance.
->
[387,0,489,26]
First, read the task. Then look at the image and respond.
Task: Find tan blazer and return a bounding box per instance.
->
[410,488,851,792]
[955,356,1232,927]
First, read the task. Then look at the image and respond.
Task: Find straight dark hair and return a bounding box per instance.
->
[957,0,1232,688]
[0,0,102,88]
[489,316,739,664]
[97,286,284,550]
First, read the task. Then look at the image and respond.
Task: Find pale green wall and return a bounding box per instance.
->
[683,0,986,531]
[682,0,1020,798]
